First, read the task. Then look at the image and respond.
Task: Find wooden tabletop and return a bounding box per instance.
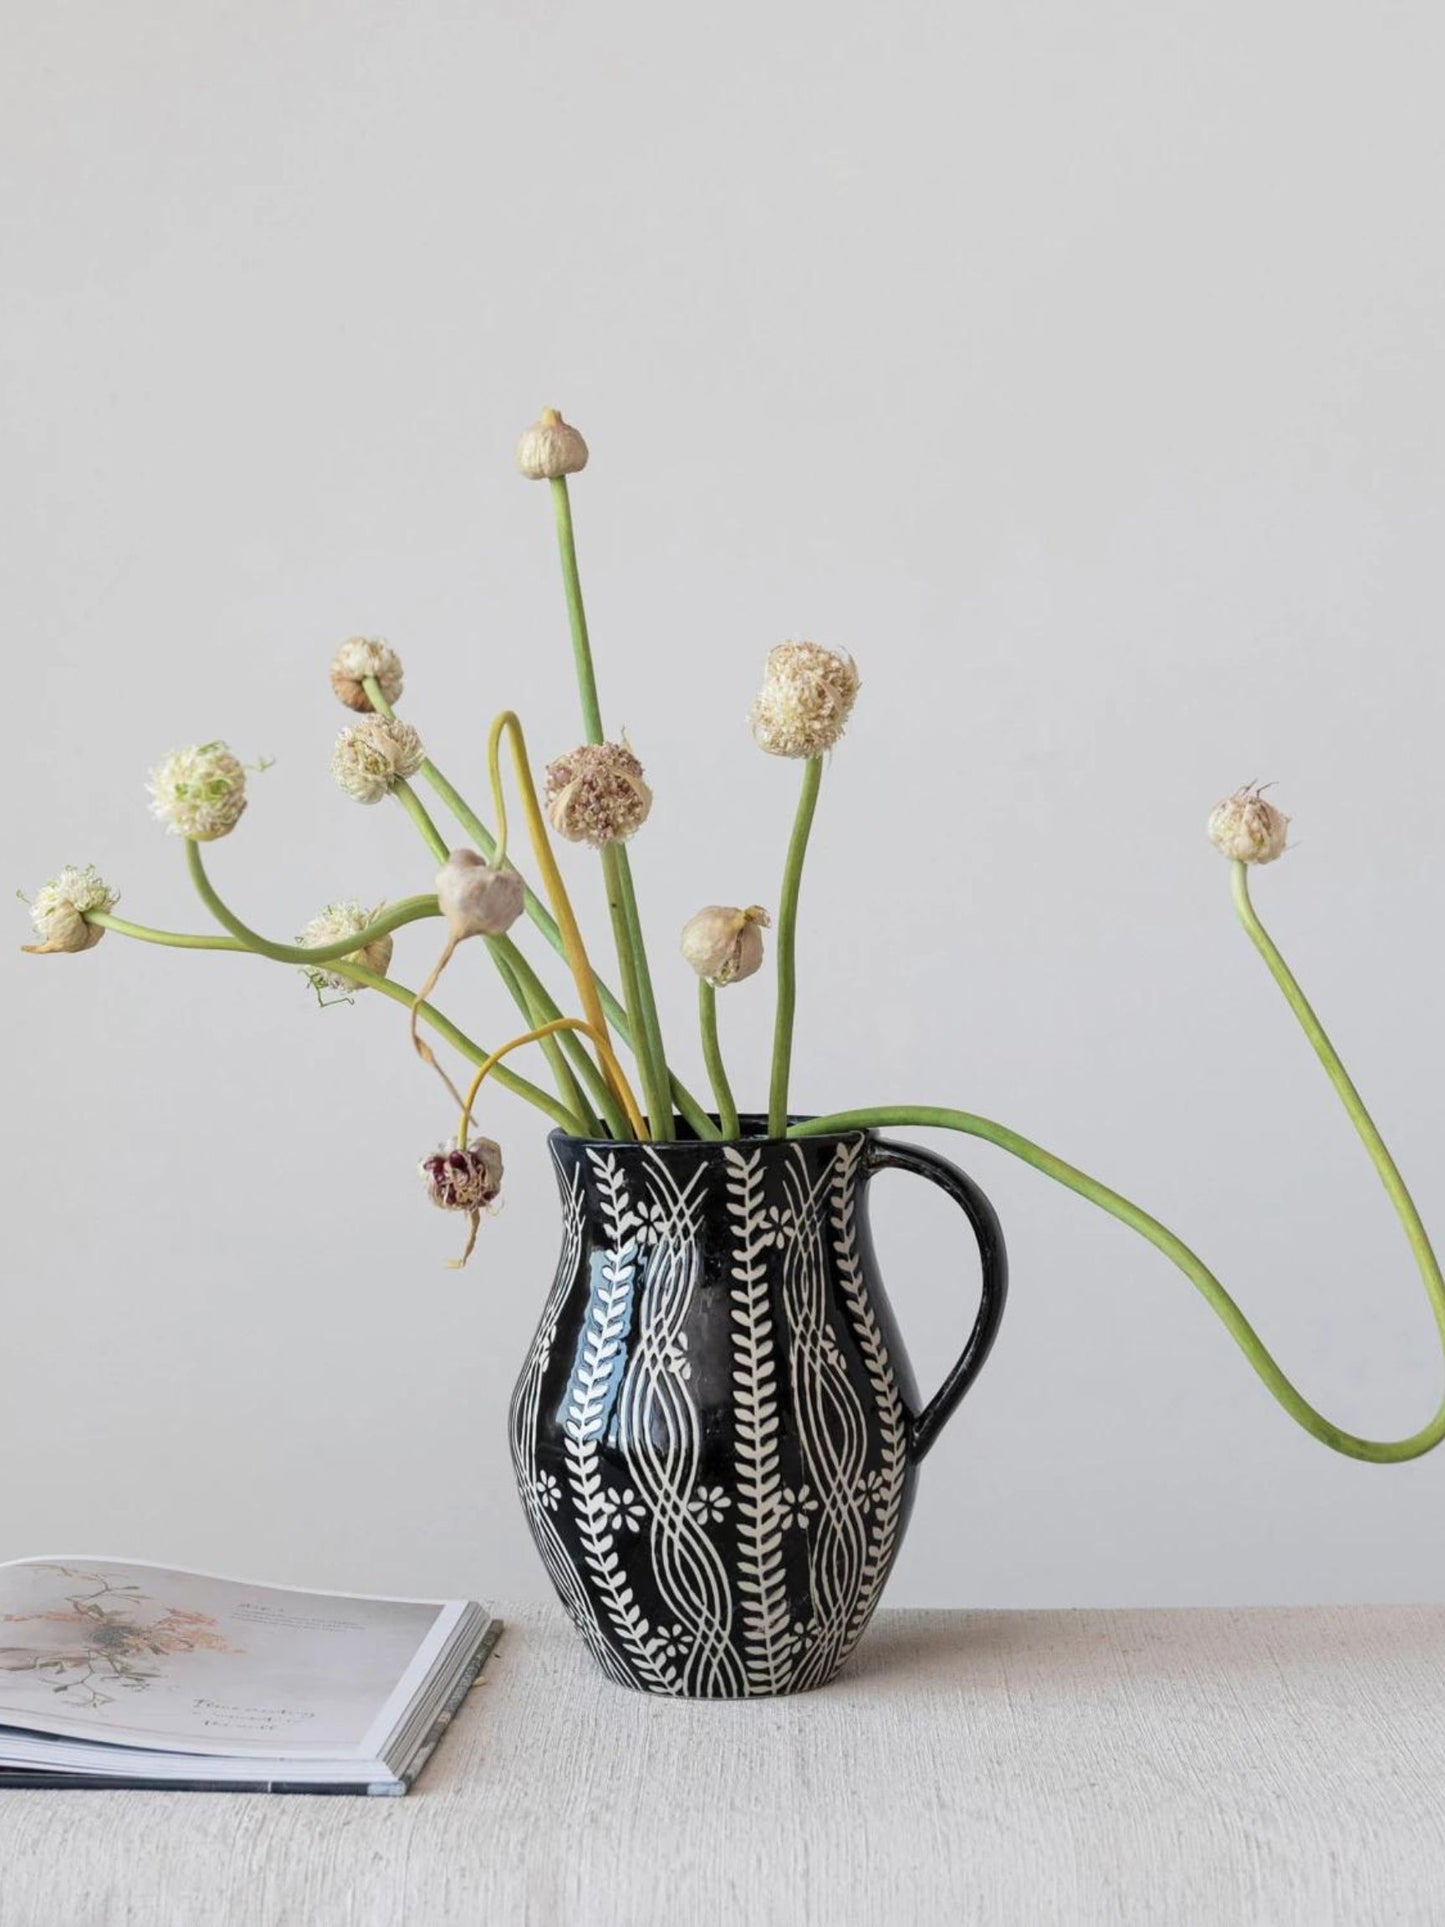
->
[1,1603,1442,1926]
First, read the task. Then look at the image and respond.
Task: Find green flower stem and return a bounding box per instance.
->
[768,755,823,1136]
[384,758,597,1126]
[85,909,572,1126]
[550,476,605,743]
[790,870,1445,1466]
[498,940,628,1139]
[361,676,719,1140]
[391,778,450,863]
[489,939,601,1136]
[548,475,673,1139]
[698,980,739,1140]
[87,913,247,951]
[96,893,440,962]
[604,844,673,1139]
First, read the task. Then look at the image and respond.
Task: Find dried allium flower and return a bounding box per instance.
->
[421,1136,504,1266]
[435,850,525,940]
[329,637,404,713]
[295,900,393,994]
[331,717,425,804]
[1208,784,1290,864]
[147,741,249,840]
[545,742,652,847]
[680,904,771,986]
[22,864,119,954]
[421,1138,503,1212]
[750,641,860,759]
[515,408,589,480]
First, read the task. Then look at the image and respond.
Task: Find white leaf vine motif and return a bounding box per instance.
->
[726,1145,792,1697]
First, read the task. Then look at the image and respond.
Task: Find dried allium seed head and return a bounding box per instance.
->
[750,641,860,758]
[515,408,589,481]
[544,741,653,847]
[329,637,404,713]
[22,864,119,955]
[295,900,393,993]
[435,850,525,940]
[680,904,771,986]
[331,717,425,804]
[147,742,249,840]
[421,1138,504,1213]
[1207,785,1290,865]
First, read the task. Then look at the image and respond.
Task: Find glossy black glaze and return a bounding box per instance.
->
[508,1118,1007,1697]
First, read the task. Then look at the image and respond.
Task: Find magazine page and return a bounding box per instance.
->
[0,1558,462,1759]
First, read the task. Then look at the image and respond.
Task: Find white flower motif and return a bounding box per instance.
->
[664,1334,692,1383]
[788,1618,820,1654]
[634,1196,671,1248]
[534,1471,561,1513]
[777,1484,818,1532]
[601,1485,645,1533]
[688,1485,731,1526]
[654,1623,685,1662]
[763,1204,796,1248]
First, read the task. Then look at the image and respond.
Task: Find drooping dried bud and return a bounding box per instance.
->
[1208,784,1290,865]
[22,864,119,954]
[515,408,589,481]
[421,1136,504,1266]
[295,900,393,995]
[331,717,425,804]
[680,905,771,986]
[545,741,652,847]
[421,1138,503,1212]
[435,850,525,940]
[750,641,860,759]
[329,637,404,713]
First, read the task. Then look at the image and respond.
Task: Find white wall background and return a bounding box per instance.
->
[4,0,1444,1611]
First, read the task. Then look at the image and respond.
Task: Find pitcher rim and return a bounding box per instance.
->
[547,1113,873,1153]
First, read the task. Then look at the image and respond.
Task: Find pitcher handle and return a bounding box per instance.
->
[865,1137,1009,1462]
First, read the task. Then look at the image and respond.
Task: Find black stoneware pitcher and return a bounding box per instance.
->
[508,1118,1007,1697]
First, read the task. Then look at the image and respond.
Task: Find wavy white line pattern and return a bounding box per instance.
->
[830,1138,910,1667]
[562,1153,681,1695]
[516,1133,923,1696]
[615,1150,745,1699]
[782,1147,872,1690]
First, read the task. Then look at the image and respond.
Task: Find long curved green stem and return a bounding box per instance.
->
[790,868,1445,1463]
[499,940,627,1139]
[361,674,719,1140]
[768,755,823,1136]
[391,778,450,863]
[87,907,571,1126]
[87,913,248,951]
[489,940,600,1136]
[698,981,739,1140]
[549,473,674,1139]
[604,845,673,1139]
[386,754,596,1126]
[550,475,604,743]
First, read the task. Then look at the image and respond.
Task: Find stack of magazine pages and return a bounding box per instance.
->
[0,1556,500,1795]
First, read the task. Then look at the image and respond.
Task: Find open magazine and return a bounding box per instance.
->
[0,1556,500,1795]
